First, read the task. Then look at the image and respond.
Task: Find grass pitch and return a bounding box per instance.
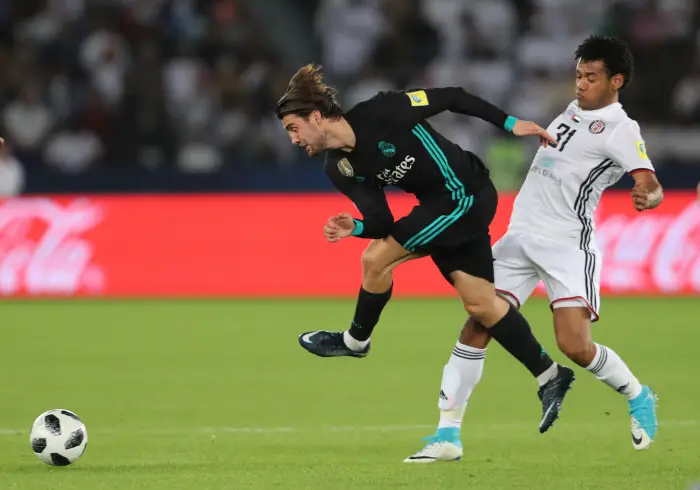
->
[1,298,698,489]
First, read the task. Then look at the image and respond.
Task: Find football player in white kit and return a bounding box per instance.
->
[405,36,661,463]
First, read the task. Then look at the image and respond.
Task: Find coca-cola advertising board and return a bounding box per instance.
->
[0,192,698,298]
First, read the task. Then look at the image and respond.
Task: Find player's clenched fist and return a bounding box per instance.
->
[631,182,663,212]
[324,212,355,242]
[630,184,648,211]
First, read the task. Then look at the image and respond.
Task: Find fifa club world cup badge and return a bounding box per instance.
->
[589,120,606,134]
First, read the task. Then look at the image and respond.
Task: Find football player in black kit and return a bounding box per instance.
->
[275,64,576,459]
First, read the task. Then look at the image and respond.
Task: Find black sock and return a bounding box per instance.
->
[488,305,554,378]
[348,284,393,341]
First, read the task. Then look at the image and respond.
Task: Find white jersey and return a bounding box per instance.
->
[508,100,655,246]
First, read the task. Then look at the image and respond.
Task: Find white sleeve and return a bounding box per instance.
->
[604,120,655,174]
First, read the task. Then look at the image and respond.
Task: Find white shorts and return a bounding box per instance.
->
[493,231,601,321]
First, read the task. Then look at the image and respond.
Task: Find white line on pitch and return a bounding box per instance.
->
[1,420,697,437]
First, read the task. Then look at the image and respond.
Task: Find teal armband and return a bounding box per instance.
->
[504,115,518,133]
[351,219,364,236]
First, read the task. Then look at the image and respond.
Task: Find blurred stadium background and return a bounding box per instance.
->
[0,1,698,489]
[0,0,697,299]
[0,0,698,195]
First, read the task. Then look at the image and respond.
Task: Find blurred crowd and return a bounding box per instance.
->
[0,0,698,195]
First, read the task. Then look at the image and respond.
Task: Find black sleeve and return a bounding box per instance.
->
[325,155,394,239]
[362,88,512,129]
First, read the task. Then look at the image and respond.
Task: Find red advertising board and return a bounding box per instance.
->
[0,192,698,298]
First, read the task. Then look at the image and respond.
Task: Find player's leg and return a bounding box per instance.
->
[401,239,514,464]
[432,233,540,441]
[552,304,657,450]
[302,200,469,358]
[426,184,555,376]
[299,235,422,358]
[305,200,468,357]
[404,241,566,463]
[403,259,568,464]
[439,187,559,389]
[538,241,658,450]
[345,236,421,348]
[448,268,575,432]
[452,235,577,434]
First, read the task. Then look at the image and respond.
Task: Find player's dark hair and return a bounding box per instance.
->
[275,64,343,121]
[575,35,634,89]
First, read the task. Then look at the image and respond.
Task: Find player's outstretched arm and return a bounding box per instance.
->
[368,88,554,145]
[365,87,506,126]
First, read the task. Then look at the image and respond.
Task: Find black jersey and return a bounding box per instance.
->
[324,87,514,238]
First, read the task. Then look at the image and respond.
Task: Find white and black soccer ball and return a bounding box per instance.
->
[30,409,88,466]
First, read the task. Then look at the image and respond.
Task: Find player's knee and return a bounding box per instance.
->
[461,296,493,323]
[553,307,595,365]
[462,292,509,327]
[361,246,387,279]
[556,336,595,366]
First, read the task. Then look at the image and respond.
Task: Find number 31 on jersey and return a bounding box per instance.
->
[550,123,576,152]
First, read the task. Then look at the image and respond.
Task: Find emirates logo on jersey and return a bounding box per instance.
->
[376,155,416,185]
[589,120,606,134]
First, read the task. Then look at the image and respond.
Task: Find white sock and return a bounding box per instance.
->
[437,342,486,430]
[536,362,559,387]
[343,330,369,351]
[586,343,643,400]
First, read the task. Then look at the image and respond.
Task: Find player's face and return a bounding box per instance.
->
[282,113,327,156]
[575,60,622,110]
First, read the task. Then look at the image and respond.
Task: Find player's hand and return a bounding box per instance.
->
[323,213,355,243]
[512,120,557,148]
[631,184,649,212]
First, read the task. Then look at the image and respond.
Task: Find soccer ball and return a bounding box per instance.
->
[29,409,88,466]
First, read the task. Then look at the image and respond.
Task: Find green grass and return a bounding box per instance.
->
[0,298,699,489]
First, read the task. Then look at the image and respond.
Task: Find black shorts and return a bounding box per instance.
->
[391,180,498,284]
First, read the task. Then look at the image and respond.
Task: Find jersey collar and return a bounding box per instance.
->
[572,100,622,115]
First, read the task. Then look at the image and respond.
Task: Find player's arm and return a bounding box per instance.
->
[366,88,555,145]
[605,121,663,211]
[325,157,394,239]
[370,87,511,129]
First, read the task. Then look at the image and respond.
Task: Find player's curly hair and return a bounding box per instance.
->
[275,64,344,121]
[575,35,635,89]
